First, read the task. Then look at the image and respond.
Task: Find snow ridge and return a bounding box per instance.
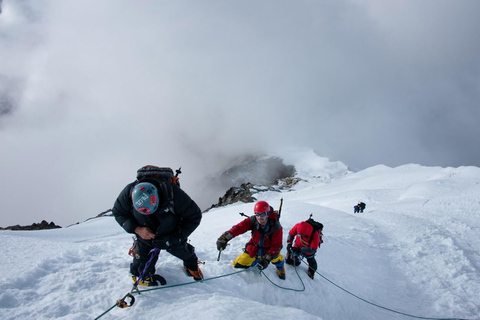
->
[0,151,478,320]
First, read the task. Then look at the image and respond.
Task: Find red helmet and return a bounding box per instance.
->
[254,201,270,214]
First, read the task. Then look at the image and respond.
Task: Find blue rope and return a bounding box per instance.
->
[95,268,251,319]
[134,267,249,293]
[301,260,470,320]
[259,264,306,292]
[97,254,470,320]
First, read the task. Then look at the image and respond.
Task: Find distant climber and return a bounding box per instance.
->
[354,201,366,213]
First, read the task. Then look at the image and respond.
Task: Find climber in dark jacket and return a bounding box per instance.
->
[113,165,203,286]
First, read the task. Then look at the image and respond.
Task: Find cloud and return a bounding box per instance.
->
[1,0,480,226]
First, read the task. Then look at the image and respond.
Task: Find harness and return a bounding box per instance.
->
[245,216,281,255]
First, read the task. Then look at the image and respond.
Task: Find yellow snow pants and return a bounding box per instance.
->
[233,252,284,269]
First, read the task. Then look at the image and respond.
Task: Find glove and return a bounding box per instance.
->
[286,242,293,253]
[291,246,301,254]
[257,258,269,270]
[257,254,272,270]
[216,232,232,251]
[153,234,184,249]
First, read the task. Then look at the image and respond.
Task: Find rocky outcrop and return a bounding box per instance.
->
[216,156,296,189]
[0,220,61,231]
[205,173,302,211]
[207,183,257,211]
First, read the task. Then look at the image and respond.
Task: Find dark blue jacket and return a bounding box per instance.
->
[112,179,202,241]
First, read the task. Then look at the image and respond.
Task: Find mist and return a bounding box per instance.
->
[1,0,480,227]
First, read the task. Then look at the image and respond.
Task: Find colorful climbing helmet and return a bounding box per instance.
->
[254,200,270,217]
[132,182,159,215]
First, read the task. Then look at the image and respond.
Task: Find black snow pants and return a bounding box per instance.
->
[130,238,199,277]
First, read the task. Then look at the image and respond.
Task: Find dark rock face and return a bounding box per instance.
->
[208,183,257,211]
[204,156,299,212]
[205,178,302,212]
[0,220,61,231]
[217,156,295,189]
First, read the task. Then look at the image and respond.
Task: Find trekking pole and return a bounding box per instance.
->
[278,198,283,220]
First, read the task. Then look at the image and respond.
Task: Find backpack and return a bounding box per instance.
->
[305,217,323,248]
[136,166,181,186]
[133,165,182,213]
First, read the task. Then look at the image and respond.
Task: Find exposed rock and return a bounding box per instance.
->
[96,208,113,218]
[216,156,296,189]
[81,208,113,224]
[0,220,61,231]
[277,177,303,189]
[205,173,302,212]
[207,183,257,211]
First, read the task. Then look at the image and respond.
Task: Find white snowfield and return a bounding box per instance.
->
[1,152,479,320]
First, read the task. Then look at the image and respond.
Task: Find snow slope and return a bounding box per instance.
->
[1,152,479,320]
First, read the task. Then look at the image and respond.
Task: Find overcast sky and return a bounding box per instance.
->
[1,0,479,227]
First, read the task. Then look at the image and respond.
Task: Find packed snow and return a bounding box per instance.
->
[1,151,479,320]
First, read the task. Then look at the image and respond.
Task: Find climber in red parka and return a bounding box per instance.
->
[286,217,323,279]
[216,200,286,280]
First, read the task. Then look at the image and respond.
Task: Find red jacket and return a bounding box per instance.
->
[288,221,323,249]
[228,216,283,258]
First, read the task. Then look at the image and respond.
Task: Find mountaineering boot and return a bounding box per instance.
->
[184,266,204,281]
[285,252,294,266]
[276,266,286,280]
[308,269,315,279]
[132,274,167,286]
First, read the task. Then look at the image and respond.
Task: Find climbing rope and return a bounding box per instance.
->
[95,268,250,319]
[135,267,249,294]
[96,255,469,320]
[96,261,308,319]
[301,260,469,320]
[259,264,306,292]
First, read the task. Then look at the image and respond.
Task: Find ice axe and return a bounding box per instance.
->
[217,243,229,261]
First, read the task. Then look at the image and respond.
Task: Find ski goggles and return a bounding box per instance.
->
[254,212,269,217]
